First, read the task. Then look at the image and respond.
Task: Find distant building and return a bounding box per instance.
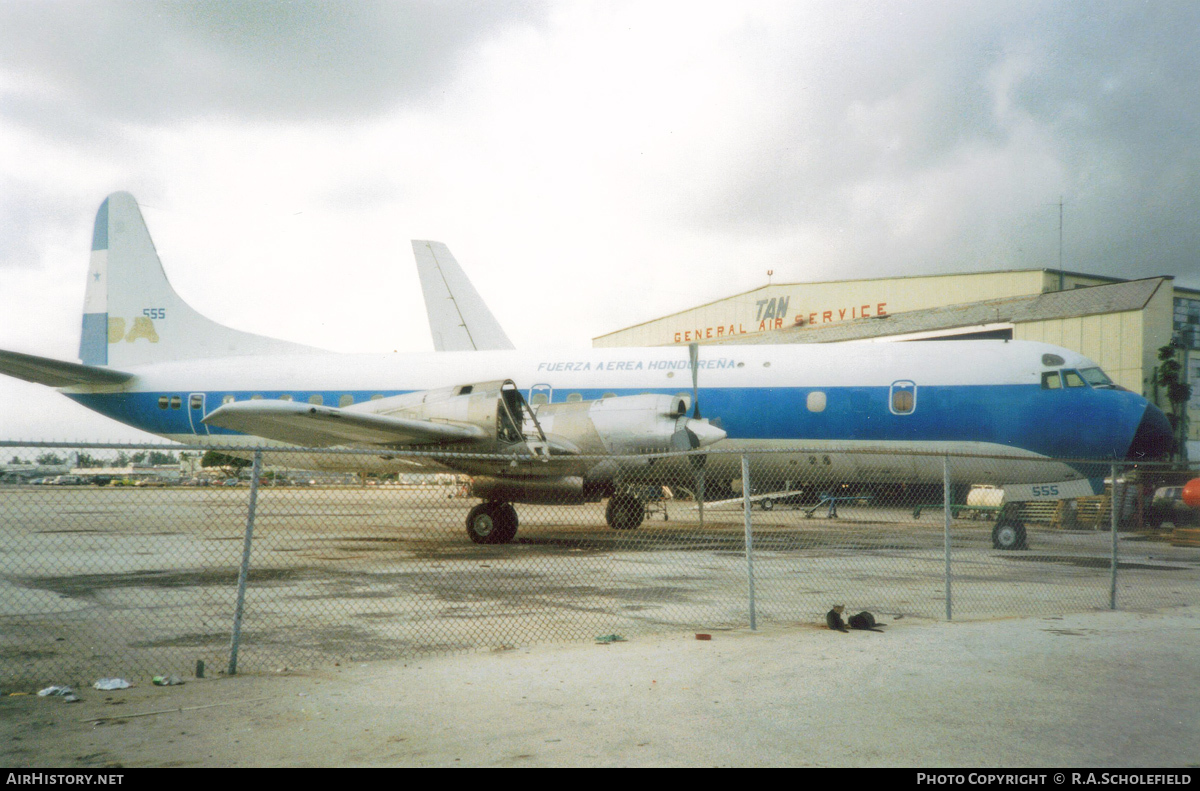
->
[72,464,182,483]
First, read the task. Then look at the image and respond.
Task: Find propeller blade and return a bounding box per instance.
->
[688,342,701,419]
[670,428,694,453]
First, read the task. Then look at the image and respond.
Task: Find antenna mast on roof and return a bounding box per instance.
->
[1058,196,1064,291]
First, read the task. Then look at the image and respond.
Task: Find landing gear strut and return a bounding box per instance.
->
[466,501,519,544]
[605,493,645,531]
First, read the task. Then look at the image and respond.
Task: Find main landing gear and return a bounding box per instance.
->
[605,493,645,531]
[466,501,519,544]
[466,493,650,543]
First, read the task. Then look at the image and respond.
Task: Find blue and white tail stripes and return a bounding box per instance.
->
[79,196,110,365]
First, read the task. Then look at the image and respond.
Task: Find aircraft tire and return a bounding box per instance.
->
[466,502,519,544]
[992,520,1028,551]
[492,503,519,544]
[606,494,645,530]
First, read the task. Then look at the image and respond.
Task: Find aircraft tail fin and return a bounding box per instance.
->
[80,192,322,368]
[411,240,515,352]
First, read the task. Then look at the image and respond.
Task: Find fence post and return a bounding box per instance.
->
[1110,461,1119,610]
[228,450,263,676]
[741,454,757,631]
[943,454,953,621]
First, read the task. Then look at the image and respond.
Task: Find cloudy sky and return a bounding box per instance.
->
[2,0,1199,442]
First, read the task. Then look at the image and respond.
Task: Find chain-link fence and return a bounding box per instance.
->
[1,442,1197,688]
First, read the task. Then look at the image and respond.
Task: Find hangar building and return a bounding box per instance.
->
[592,269,1200,447]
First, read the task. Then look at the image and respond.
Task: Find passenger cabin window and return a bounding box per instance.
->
[189,394,204,410]
[279,394,293,401]
[308,395,323,405]
[566,393,583,402]
[1063,370,1086,388]
[339,394,354,407]
[158,396,169,409]
[889,381,916,415]
[169,396,181,410]
[370,394,383,401]
[530,393,549,405]
[222,395,236,405]
[806,391,826,412]
[1041,372,1062,389]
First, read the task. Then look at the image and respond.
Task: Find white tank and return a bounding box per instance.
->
[967,485,1004,508]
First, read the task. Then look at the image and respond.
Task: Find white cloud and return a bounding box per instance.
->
[1,0,1198,440]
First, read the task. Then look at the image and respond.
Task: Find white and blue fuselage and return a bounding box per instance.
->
[61,340,1171,483]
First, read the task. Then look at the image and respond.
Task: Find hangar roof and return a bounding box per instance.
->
[594,267,1126,341]
[704,277,1174,346]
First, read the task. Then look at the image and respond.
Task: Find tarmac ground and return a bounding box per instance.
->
[2,606,1198,767]
[1,484,1198,759]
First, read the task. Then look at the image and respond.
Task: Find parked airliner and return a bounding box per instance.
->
[0,193,1174,544]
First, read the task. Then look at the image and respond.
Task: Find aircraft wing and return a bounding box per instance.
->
[411,240,515,352]
[0,348,134,387]
[202,400,489,448]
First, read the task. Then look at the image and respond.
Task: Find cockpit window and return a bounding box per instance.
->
[1079,367,1114,388]
[1063,370,1086,388]
[1041,372,1062,389]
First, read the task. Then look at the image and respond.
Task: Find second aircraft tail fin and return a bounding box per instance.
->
[412,240,515,352]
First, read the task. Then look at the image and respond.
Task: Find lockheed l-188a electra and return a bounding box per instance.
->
[0,193,1174,545]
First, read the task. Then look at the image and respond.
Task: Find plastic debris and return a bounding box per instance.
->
[594,634,626,644]
[695,633,712,641]
[93,678,132,690]
[37,686,80,702]
[152,675,184,686]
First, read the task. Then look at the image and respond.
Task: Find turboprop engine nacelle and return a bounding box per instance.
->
[533,393,726,456]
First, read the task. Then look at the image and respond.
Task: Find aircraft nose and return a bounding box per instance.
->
[1126,403,1174,461]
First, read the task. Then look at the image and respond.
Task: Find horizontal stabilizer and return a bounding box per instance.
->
[0,349,134,388]
[202,400,488,448]
[412,241,515,352]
